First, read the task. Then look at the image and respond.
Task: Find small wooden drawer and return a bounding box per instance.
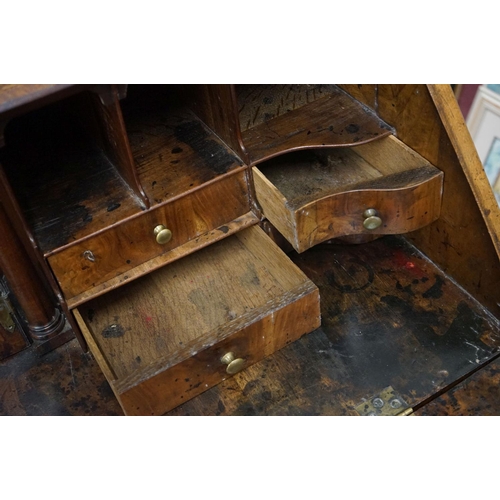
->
[253,135,444,252]
[48,170,250,304]
[73,225,320,415]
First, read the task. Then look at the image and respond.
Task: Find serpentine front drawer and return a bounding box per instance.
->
[252,135,444,252]
[73,225,320,416]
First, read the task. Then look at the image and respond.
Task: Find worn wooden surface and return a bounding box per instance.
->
[415,355,500,416]
[0,201,64,340]
[186,84,247,162]
[121,85,246,206]
[169,236,500,415]
[74,226,320,415]
[49,170,250,302]
[0,338,123,416]
[238,84,393,165]
[2,234,500,416]
[0,92,143,254]
[87,91,149,207]
[343,85,500,319]
[65,212,259,309]
[253,135,443,252]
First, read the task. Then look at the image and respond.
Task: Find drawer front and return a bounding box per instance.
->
[73,225,320,416]
[49,171,250,300]
[113,289,318,415]
[254,165,443,253]
[293,170,444,252]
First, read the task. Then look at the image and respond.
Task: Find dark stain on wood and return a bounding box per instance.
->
[416,354,500,416]
[168,236,500,415]
[422,275,445,299]
[101,324,125,339]
[345,124,360,134]
[3,234,500,416]
[107,202,121,212]
[0,339,122,416]
[0,92,142,253]
[173,121,236,175]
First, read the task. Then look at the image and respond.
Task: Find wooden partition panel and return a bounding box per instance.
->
[341,84,500,318]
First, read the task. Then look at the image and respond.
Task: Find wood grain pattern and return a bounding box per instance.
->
[238,84,338,131]
[375,84,500,318]
[121,85,246,206]
[0,202,63,339]
[169,236,500,415]
[253,135,443,252]
[49,170,250,301]
[186,84,247,161]
[428,85,500,257]
[75,225,320,415]
[0,85,72,114]
[88,92,149,208]
[0,92,144,254]
[238,84,393,164]
[5,236,500,416]
[337,84,378,110]
[66,212,259,309]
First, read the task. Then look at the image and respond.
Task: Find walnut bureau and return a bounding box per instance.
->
[1,84,499,415]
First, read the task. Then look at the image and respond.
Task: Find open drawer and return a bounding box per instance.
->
[252,135,444,252]
[73,225,320,415]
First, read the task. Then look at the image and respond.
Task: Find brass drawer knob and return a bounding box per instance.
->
[363,208,382,230]
[220,352,245,375]
[154,224,172,245]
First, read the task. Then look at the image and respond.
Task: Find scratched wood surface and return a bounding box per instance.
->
[415,354,500,416]
[48,171,250,302]
[3,234,500,416]
[236,84,393,165]
[0,92,143,254]
[340,84,500,320]
[74,226,320,415]
[121,85,246,206]
[168,236,500,415]
[186,85,247,162]
[253,135,443,252]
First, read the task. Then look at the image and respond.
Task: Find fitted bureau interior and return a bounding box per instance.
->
[74,225,320,416]
[235,84,395,164]
[120,85,247,206]
[252,135,444,252]
[0,90,145,254]
[2,84,482,416]
[0,85,256,308]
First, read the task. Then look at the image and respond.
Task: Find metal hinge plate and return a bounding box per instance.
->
[355,386,413,416]
[0,294,16,332]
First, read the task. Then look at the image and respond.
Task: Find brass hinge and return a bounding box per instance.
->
[355,386,413,416]
[0,293,16,332]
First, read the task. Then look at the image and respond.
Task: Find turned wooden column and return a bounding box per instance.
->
[0,202,65,341]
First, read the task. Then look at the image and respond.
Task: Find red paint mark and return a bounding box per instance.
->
[391,249,425,278]
[145,316,153,323]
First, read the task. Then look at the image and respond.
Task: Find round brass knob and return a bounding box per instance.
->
[220,352,245,375]
[362,208,382,230]
[153,224,172,245]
